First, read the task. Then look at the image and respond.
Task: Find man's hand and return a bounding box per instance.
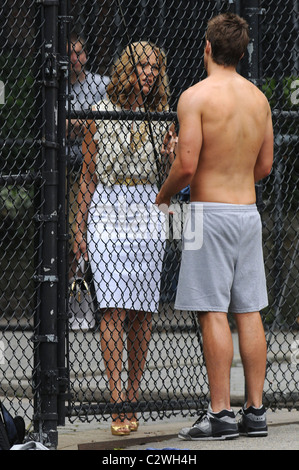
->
[161,123,178,164]
[155,192,172,214]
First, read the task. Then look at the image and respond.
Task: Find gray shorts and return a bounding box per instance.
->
[174,202,268,313]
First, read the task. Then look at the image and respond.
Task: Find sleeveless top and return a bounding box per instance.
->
[92,99,169,186]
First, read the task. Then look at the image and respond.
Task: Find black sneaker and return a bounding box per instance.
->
[238,405,268,437]
[178,407,239,441]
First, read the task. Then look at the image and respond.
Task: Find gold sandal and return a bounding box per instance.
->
[111,421,131,436]
[129,419,139,432]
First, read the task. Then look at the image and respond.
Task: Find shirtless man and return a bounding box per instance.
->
[155,13,273,441]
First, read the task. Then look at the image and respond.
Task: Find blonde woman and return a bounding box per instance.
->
[73,42,175,436]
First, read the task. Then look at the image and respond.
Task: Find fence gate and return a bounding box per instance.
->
[64,0,233,432]
[0,0,298,450]
[0,0,70,448]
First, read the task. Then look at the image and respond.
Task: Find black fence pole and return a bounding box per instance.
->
[35,0,59,449]
[56,0,71,428]
[241,0,261,81]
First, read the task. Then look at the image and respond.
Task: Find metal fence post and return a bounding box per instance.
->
[35,0,59,449]
[241,0,261,81]
[56,0,71,428]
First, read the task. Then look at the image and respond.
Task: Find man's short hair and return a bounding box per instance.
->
[206,13,249,67]
[70,33,87,53]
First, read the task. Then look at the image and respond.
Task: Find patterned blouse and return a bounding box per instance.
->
[93,99,169,186]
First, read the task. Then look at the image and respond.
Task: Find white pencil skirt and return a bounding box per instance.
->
[87,183,165,313]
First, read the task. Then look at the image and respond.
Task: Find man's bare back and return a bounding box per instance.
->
[155,59,273,208]
[185,70,273,204]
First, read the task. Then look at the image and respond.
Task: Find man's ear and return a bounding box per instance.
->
[205,40,211,55]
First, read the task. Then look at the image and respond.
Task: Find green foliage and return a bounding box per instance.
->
[262,76,299,212]
[0,186,33,224]
[0,54,37,173]
[262,75,299,111]
[0,185,35,316]
[0,52,37,315]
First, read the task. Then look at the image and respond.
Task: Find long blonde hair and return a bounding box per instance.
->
[107,41,170,112]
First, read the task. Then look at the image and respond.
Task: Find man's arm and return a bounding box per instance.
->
[254,104,274,182]
[155,88,202,208]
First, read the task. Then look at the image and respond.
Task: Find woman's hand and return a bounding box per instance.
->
[73,231,88,262]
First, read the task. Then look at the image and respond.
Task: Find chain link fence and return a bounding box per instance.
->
[0,0,298,448]
[0,0,43,428]
[259,0,299,408]
[66,0,228,424]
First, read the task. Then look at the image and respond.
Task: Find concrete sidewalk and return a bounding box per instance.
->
[56,329,299,451]
[57,408,299,451]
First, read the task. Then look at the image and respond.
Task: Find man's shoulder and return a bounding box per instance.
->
[243,77,270,109]
[85,72,109,87]
[183,79,208,95]
[178,80,208,111]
